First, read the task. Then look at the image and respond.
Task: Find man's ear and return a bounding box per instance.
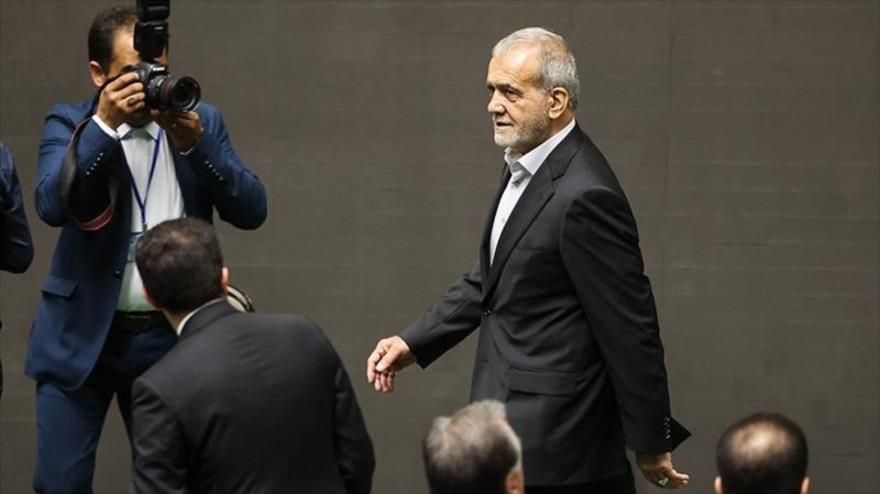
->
[220,267,230,295]
[548,87,570,120]
[714,476,724,494]
[89,61,107,88]
[505,467,524,494]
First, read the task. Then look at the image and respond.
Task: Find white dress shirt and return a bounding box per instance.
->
[490,119,576,264]
[92,115,185,311]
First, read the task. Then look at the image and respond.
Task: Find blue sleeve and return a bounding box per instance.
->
[0,143,34,273]
[185,105,267,229]
[35,103,121,227]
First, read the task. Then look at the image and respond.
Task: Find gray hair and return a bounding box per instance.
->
[423,400,522,494]
[492,27,580,110]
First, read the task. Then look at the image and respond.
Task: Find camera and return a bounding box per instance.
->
[133,0,200,112]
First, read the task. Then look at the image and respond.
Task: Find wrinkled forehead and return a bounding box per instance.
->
[487,45,542,86]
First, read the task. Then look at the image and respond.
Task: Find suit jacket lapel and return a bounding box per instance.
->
[482,125,587,298]
[480,164,511,284]
[484,166,554,297]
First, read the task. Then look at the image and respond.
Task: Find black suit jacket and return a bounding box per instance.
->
[401,124,690,486]
[132,302,375,494]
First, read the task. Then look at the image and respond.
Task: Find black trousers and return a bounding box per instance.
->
[527,469,637,494]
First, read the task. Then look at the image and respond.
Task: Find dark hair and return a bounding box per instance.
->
[88,6,137,71]
[716,412,808,494]
[135,218,224,313]
[423,401,520,494]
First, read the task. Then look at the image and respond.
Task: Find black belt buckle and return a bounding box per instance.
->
[113,311,166,333]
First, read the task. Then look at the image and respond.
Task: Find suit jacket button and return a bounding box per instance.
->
[483,309,492,316]
[114,270,122,277]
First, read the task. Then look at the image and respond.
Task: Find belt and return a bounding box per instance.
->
[112,311,167,333]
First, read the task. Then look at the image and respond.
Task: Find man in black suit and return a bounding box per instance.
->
[132,217,375,494]
[367,28,689,493]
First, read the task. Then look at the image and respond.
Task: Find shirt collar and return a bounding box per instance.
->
[176,297,226,336]
[504,119,577,176]
[117,121,161,141]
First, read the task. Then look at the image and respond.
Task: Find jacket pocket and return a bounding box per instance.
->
[41,274,79,299]
[508,367,576,396]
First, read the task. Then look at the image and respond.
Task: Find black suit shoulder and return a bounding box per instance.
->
[139,311,333,390]
[555,130,628,201]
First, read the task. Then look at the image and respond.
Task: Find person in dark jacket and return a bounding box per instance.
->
[132,218,375,494]
[1,140,35,400]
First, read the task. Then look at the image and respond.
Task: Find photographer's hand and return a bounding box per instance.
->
[154,110,203,153]
[95,72,145,130]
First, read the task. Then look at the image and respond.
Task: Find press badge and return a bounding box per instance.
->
[127,231,144,263]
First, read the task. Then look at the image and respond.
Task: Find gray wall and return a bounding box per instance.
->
[1,1,878,493]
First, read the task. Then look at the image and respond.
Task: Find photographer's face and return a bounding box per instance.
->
[90,26,169,127]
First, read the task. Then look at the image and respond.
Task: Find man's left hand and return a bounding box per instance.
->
[635,452,689,489]
[153,110,203,153]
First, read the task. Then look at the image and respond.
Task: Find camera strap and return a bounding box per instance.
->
[59,114,121,232]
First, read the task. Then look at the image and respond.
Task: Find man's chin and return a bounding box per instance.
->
[493,132,517,149]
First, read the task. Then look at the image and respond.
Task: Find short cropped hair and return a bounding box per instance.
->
[492,27,580,110]
[88,5,138,71]
[716,412,808,494]
[135,218,224,313]
[423,400,522,494]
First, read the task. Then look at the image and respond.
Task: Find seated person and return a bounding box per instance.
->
[423,400,524,494]
[716,412,809,494]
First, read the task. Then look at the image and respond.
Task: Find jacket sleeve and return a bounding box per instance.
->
[559,187,689,454]
[35,104,121,228]
[184,105,267,229]
[400,259,483,368]
[0,143,34,273]
[330,350,375,494]
[132,378,189,494]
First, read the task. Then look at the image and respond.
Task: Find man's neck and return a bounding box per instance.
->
[164,310,187,334]
[167,298,227,336]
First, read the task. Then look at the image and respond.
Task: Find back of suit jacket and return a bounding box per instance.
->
[132,302,375,494]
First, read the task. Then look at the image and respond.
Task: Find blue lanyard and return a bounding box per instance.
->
[126,130,163,232]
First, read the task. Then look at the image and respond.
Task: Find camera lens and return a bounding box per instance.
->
[158,75,201,112]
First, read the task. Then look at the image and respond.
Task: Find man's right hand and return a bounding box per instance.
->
[366,336,415,393]
[95,72,145,130]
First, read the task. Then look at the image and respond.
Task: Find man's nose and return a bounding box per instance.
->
[487,92,504,114]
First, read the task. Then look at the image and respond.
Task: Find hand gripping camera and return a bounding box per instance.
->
[133,0,200,112]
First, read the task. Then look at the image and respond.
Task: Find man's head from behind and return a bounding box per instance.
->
[136,218,227,315]
[423,400,524,494]
[716,412,809,494]
[487,27,579,154]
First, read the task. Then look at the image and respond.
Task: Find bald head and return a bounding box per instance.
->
[716,413,809,494]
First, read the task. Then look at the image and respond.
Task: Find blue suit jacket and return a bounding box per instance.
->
[26,98,267,390]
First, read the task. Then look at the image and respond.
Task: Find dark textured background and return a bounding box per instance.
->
[1,1,878,493]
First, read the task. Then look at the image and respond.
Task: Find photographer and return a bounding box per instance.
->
[27,5,266,493]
